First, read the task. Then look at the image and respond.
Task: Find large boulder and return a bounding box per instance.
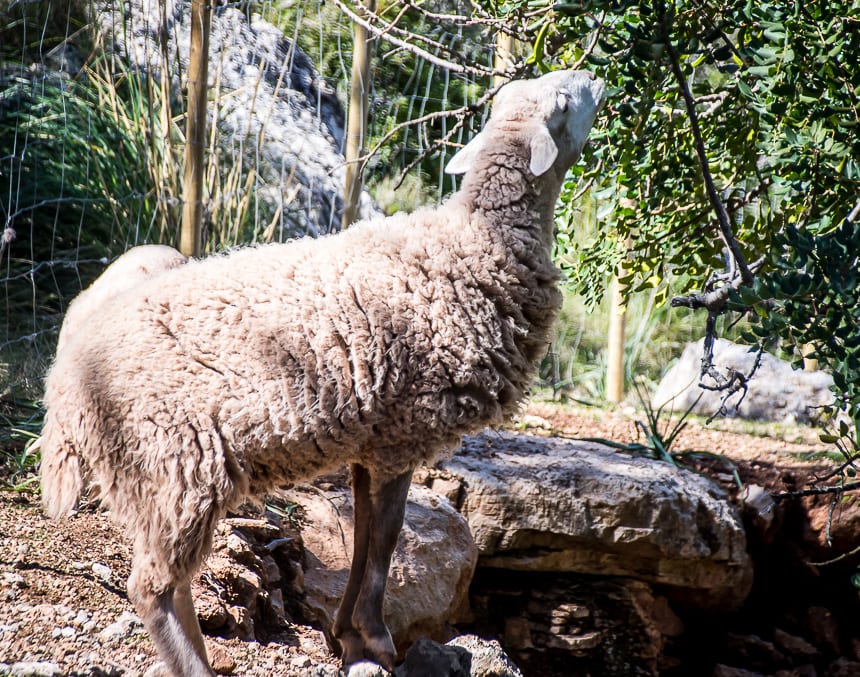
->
[92,0,378,238]
[294,479,478,652]
[653,339,835,424]
[425,430,752,611]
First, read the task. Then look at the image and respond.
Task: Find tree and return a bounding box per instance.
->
[540,1,859,424]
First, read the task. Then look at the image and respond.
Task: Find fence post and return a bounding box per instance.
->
[494,31,516,88]
[180,0,211,257]
[341,0,376,230]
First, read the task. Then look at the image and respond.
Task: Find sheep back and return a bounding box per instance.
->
[42,194,558,519]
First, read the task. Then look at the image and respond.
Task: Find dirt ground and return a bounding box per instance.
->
[0,401,837,676]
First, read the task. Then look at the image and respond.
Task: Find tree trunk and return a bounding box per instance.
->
[180,0,211,258]
[494,31,516,88]
[341,0,376,230]
[606,276,626,403]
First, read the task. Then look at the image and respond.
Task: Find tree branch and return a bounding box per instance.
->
[332,0,502,78]
[772,480,860,502]
[661,27,753,287]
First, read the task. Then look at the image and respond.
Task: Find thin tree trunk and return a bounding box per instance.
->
[606,275,626,403]
[494,31,515,88]
[180,0,211,257]
[341,0,376,230]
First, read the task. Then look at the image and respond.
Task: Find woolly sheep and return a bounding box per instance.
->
[40,69,605,676]
[56,245,187,353]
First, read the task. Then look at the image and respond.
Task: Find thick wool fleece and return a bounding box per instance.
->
[40,129,563,584]
[56,245,187,353]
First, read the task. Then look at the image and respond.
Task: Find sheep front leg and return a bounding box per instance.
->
[333,463,372,665]
[352,468,412,671]
[128,578,214,677]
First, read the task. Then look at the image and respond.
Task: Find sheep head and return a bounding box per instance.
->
[445,69,605,178]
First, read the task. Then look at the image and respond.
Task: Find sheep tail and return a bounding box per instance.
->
[39,415,84,519]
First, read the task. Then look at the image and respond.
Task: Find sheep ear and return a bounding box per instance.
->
[529,126,558,176]
[444,132,486,174]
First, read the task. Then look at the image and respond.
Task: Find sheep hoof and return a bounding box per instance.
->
[337,629,367,668]
[363,634,397,672]
[346,659,392,676]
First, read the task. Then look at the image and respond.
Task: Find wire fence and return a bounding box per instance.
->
[0,0,494,410]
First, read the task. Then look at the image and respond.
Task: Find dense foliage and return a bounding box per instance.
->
[484,0,859,427]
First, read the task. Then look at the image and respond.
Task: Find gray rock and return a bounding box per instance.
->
[98,610,143,642]
[394,638,471,677]
[653,338,836,423]
[440,430,752,611]
[91,0,379,240]
[446,635,523,677]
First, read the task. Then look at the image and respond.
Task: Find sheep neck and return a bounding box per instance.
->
[457,135,564,258]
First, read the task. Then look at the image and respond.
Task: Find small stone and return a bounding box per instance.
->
[773,628,818,660]
[2,572,26,588]
[290,656,312,669]
[99,611,142,642]
[206,642,236,675]
[545,630,602,653]
[91,562,112,582]
[7,661,63,676]
[712,666,766,677]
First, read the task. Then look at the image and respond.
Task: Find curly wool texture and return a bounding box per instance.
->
[40,115,569,585]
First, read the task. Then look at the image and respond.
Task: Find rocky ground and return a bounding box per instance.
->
[0,400,856,676]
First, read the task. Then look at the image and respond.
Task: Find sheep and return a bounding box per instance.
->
[40,69,605,676]
[56,245,187,353]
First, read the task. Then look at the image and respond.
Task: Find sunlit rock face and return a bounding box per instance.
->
[93,0,378,239]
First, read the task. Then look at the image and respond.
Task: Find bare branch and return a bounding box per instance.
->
[772,480,860,502]
[661,28,753,286]
[331,0,502,78]
[670,256,765,312]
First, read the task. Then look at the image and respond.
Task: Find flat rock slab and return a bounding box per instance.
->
[434,430,752,611]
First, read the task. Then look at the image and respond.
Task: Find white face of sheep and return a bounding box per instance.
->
[445,69,605,177]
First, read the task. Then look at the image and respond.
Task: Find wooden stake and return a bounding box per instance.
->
[606,275,626,403]
[180,0,211,257]
[341,0,376,230]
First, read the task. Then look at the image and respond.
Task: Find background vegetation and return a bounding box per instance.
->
[1,1,858,481]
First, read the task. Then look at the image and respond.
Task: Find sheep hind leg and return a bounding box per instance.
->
[175,580,210,665]
[352,468,412,671]
[333,463,372,666]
